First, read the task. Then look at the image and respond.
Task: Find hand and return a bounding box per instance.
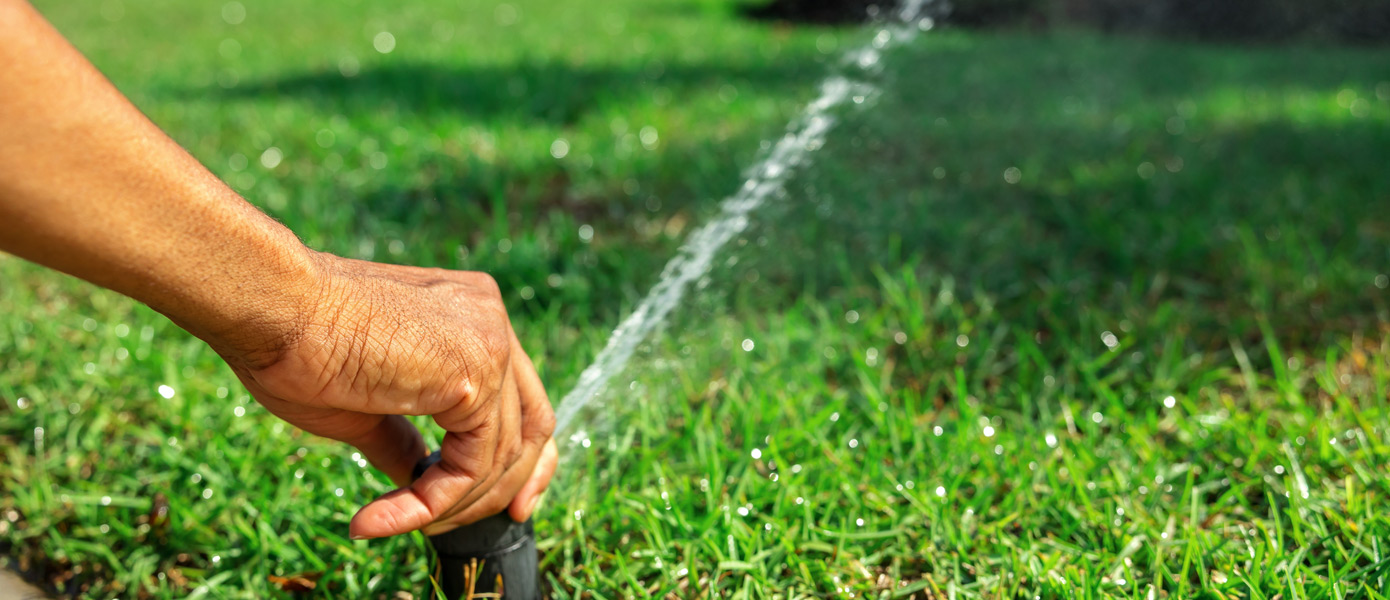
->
[215,254,558,539]
[0,0,556,540]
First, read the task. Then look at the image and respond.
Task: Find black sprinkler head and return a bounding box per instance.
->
[412,451,540,600]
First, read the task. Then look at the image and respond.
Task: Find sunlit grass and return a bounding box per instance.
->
[3,0,1390,598]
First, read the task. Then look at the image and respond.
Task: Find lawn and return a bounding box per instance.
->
[2,0,1390,598]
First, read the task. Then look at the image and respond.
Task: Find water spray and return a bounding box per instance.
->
[407,3,941,597]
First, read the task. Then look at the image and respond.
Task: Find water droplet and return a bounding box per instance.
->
[550,138,570,159]
[373,31,396,54]
[933,426,944,436]
[844,310,860,324]
[742,339,755,352]
[202,488,214,499]
[494,3,519,25]
[956,334,969,347]
[233,406,245,417]
[338,56,360,78]
[750,448,762,460]
[221,2,245,25]
[1163,395,1176,408]
[983,426,995,437]
[935,486,946,498]
[1045,433,1058,447]
[100,496,112,506]
[578,224,594,242]
[157,385,176,399]
[848,439,859,448]
[1091,412,1104,424]
[259,147,282,169]
[219,38,241,59]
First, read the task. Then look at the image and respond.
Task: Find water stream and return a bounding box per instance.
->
[553,0,937,442]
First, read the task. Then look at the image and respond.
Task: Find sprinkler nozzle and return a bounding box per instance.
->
[412,451,541,599]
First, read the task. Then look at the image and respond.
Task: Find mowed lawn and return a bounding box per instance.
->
[3,0,1390,598]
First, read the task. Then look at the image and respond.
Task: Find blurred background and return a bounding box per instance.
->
[1,0,1387,598]
[757,0,1390,41]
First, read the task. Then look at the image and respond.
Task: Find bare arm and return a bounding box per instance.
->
[0,0,557,538]
[0,0,317,358]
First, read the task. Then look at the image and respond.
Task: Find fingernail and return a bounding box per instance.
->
[350,533,367,540]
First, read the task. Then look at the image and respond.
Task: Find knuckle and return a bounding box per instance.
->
[503,439,523,467]
[533,406,557,440]
[468,271,502,299]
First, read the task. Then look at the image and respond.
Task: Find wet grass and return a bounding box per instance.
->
[3,0,1390,598]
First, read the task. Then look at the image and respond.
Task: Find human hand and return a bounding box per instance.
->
[0,0,555,541]
[213,254,558,539]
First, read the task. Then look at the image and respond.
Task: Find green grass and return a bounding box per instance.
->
[3,0,1390,597]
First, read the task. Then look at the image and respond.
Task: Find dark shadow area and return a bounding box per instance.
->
[741,0,1390,43]
[740,0,884,24]
[202,58,834,327]
[205,59,824,126]
[195,55,829,326]
[726,32,1390,353]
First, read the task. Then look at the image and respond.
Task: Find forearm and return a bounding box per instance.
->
[0,0,318,363]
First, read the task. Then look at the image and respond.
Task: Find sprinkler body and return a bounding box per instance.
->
[413,452,540,599]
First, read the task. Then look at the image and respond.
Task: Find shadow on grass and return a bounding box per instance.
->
[732,32,1390,352]
[189,55,834,322]
[213,59,825,126]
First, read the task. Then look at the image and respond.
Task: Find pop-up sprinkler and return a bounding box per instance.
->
[413,451,540,599]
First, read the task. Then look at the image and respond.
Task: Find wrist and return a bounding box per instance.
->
[178,229,330,372]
